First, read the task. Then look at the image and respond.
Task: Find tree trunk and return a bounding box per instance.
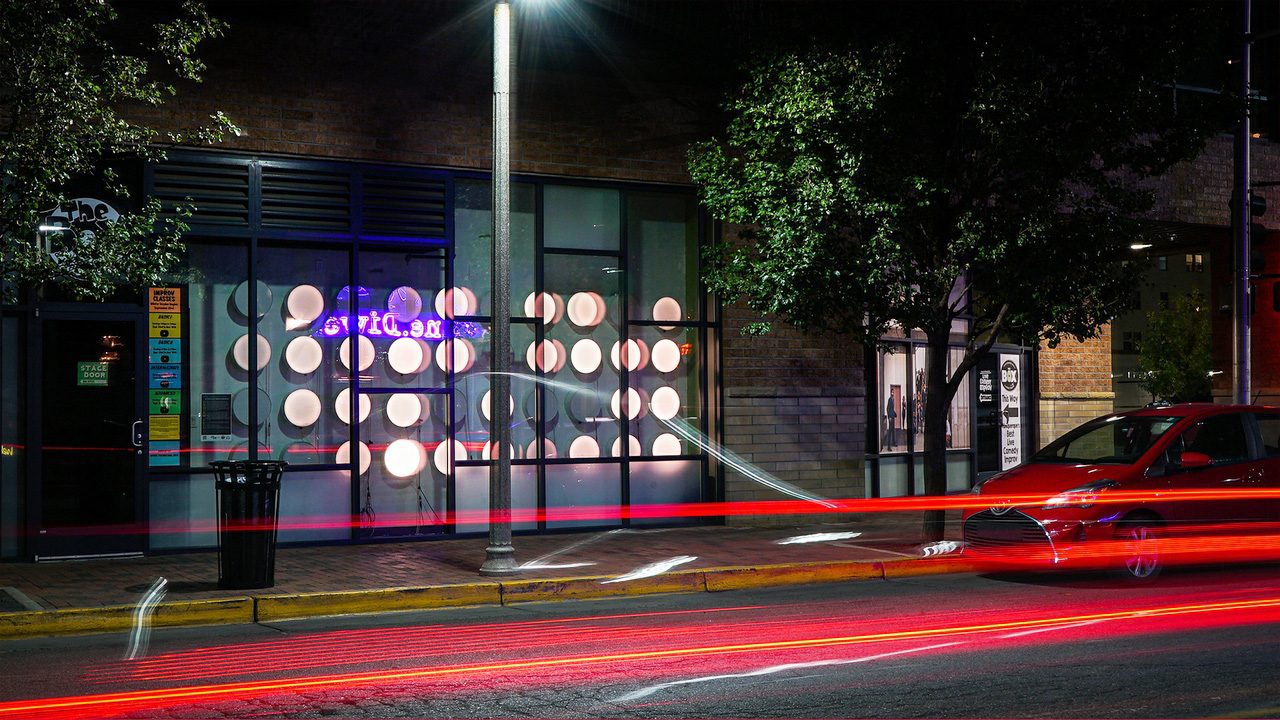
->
[921,327,953,542]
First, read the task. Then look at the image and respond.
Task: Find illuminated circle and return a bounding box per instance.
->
[652,433,682,457]
[384,439,427,479]
[567,292,603,328]
[523,292,564,325]
[550,339,567,372]
[433,439,468,474]
[435,339,475,373]
[482,441,517,461]
[611,435,641,458]
[481,390,515,421]
[335,440,371,475]
[611,388,642,420]
[525,438,558,459]
[570,339,602,374]
[385,393,425,427]
[283,389,322,427]
[653,296,682,329]
[434,287,474,318]
[232,334,272,371]
[285,285,325,324]
[610,339,648,372]
[232,280,273,319]
[568,435,600,459]
[334,388,372,425]
[386,286,423,320]
[650,386,681,421]
[284,336,323,375]
[525,340,559,374]
[338,335,376,372]
[387,337,429,375]
[651,339,681,374]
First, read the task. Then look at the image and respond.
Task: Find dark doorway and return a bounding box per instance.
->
[37,315,145,558]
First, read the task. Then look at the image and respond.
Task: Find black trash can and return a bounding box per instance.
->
[211,460,287,590]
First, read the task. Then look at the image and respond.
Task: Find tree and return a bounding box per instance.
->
[688,2,1234,540]
[1,0,237,302]
[1138,288,1213,404]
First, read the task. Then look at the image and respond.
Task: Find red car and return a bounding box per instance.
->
[963,404,1280,580]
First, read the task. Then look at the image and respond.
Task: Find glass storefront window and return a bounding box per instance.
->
[948,348,972,450]
[544,186,620,251]
[1,314,23,558]
[879,346,908,454]
[453,180,535,318]
[628,192,699,323]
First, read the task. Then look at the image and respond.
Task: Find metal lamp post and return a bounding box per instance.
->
[480,0,518,576]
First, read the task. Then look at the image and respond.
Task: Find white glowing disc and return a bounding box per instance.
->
[433,287,474,318]
[435,339,474,373]
[570,339,602,374]
[231,334,272,372]
[335,440,371,475]
[338,334,375,372]
[386,286,423,320]
[386,393,425,427]
[285,284,325,324]
[283,336,322,375]
[433,439,468,474]
[611,434,642,458]
[481,390,515,421]
[567,292,603,327]
[526,438,558,459]
[335,388,371,425]
[650,386,681,421]
[610,339,648,372]
[652,433,682,456]
[651,338,681,373]
[282,389,322,427]
[387,337,428,374]
[482,441,517,461]
[653,296,682,329]
[611,388,642,420]
[384,439,427,478]
[524,340,559,374]
[523,292,560,324]
[568,435,601,459]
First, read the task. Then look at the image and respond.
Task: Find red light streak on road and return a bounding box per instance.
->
[9,594,1280,719]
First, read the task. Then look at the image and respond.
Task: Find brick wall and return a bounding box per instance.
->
[1037,327,1114,445]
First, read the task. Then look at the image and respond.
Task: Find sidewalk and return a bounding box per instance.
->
[0,512,969,639]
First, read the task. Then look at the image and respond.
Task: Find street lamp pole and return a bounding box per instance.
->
[481,0,518,576]
[1234,0,1253,405]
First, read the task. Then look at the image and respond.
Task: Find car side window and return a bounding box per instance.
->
[1253,413,1280,458]
[1173,414,1249,465]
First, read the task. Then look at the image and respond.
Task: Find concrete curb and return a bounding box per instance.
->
[0,556,977,639]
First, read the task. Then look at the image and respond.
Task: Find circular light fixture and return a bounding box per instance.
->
[386,286,423,320]
[550,339,567,373]
[386,393,425,427]
[525,340,559,374]
[434,287,474,318]
[523,292,563,325]
[567,292,604,328]
[232,280,273,319]
[650,386,681,421]
[611,339,649,372]
[283,389,322,427]
[525,438,558,459]
[335,388,371,424]
[232,334,272,371]
[336,440,372,474]
[570,339,602,374]
[569,435,600,458]
[482,441,517,461]
[652,433,682,456]
[436,339,474,373]
[651,339,681,374]
[285,284,325,324]
[387,337,429,375]
[338,335,376,372]
[481,390,515,421]
[385,439,427,479]
[653,296,682,329]
[611,388,642,420]
[284,336,323,375]
[433,439,468,474]
[612,434,641,457]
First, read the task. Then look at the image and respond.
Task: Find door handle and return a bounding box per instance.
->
[131,419,145,448]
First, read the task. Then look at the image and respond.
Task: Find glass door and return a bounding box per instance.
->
[35,313,146,559]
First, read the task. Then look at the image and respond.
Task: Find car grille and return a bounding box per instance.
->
[964,509,1055,559]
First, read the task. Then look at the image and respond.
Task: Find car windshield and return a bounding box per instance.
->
[1032,415,1180,465]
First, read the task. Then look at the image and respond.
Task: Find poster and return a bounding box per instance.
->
[999,353,1022,470]
[201,393,233,441]
[148,313,180,338]
[148,287,182,313]
[149,338,181,364]
[149,415,181,441]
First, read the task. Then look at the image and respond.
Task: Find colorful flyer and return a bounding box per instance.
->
[149,338,181,364]
[148,287,182,313]
[149,414,181,441]
[148,313,181,339]
[148,364,182,389]
[148,440,181,467]
[149,389,182,415]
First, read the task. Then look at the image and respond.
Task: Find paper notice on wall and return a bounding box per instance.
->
[999,353,1022,470]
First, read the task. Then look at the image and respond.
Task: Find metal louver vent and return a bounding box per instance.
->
[361,170,447,239]
[261,165,351,231]
[152,160,250,228]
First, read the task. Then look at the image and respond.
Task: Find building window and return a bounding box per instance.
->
[1157,256,1168,271]
[879,346,909,453]
[1185,253,1204,273]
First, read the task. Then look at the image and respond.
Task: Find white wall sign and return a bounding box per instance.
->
[999,354,1022,470]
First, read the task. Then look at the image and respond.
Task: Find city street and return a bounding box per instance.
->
[2,566,1278,718]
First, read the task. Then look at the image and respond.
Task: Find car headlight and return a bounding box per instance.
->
[1043,480,1119,510]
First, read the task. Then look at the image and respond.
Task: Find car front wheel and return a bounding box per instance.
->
[1115,520,1162,580]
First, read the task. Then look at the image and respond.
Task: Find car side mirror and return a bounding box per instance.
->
[1179,451,1213,469]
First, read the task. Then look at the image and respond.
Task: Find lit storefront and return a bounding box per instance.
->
[0,150,719,560]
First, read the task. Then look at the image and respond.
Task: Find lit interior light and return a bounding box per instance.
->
[387,337,429,375]
[436,339,474,373]
[652,433,681,456]
[651,339,681,373]
[652,296,682,329]
[284,336,323,374]
[569,435,600,458]
[285,284,325,324]
[570,339,602,374]
[283,389,322,427]
[338,334,376,372]
[334,388,371,425]
[232,333,272,371]
[385,393,425,427]
[650,386,680,421]
[335,440,371,475]
[611,339,648,372]
[612,434,641,457]
[433,439,468,474]
[482,441,517,461]
[481,390,515,421]
[567,292,605,328]
[611,388,642,420]
[384,439,427,478]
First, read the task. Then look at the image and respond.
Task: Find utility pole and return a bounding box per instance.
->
[1234,0,1253,405]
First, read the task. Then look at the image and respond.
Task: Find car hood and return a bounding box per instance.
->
[977,462,1127,498]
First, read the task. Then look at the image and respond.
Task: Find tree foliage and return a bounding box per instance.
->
[1,0,237,302]
[688,2,1233,538]
[1138,288,1213,403]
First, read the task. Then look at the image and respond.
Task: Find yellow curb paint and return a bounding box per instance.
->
[254,583,503,623]
[500,571,706,604]
[703,561,884,591]
[880,558,982,578]
[0,597,254,640]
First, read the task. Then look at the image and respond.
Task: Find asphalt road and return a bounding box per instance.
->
[2,566,1279,719]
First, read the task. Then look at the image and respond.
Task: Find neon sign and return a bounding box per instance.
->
[319,311,444,340]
